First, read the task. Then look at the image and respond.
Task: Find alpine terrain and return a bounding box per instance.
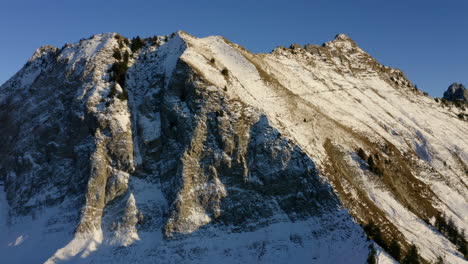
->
[0,31,466,264]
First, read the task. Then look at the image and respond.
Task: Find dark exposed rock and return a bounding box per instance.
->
[289,43,302,50]
[443,83,468,103]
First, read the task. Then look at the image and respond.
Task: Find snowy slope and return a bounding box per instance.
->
[178,31,467,263]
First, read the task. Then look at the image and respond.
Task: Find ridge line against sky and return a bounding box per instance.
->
[1,0,467,96]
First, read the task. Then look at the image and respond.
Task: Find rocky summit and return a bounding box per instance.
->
[443,83,468,103]
[0,31,466,264]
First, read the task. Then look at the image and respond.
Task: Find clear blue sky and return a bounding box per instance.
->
[1,0,467,96]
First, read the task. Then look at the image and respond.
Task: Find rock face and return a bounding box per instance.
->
[443,83,468,103]
[0,32,467,264]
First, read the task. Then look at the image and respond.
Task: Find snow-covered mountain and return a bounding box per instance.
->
[0,31,466,264]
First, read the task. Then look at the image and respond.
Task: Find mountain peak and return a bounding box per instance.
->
[443,82,468,102]
[29,45,58,63]
[334,33,353,42]
[323,33,359,52]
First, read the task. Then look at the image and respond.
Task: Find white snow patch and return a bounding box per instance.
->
[45,229,103,263]
[108,194,140,247]
[375,247,399,264]
[8,235,25,246]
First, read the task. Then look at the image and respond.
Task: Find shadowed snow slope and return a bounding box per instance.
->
[0,31,466,264]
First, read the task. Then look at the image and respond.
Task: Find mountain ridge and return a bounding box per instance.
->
[0,31,466,264]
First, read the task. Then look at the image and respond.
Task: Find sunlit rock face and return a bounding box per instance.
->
[0,31,466,264]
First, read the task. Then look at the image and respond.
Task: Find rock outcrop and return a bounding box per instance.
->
[443,83,468,103]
